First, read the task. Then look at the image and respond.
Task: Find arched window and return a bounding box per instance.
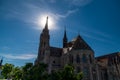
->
[69,55,73,63]
[76,55,80,63]
[89,55,92,63]
[82,54,87,63]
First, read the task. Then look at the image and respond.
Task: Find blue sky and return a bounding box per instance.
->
[0,0,120,66]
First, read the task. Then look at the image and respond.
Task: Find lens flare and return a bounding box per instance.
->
[37,14,55,30]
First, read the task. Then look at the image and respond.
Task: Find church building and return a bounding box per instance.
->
[35,17,120,80]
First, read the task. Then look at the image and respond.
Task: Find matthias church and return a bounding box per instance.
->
[35,17,120,80]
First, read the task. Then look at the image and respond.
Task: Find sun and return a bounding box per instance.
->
[37,14,55,30]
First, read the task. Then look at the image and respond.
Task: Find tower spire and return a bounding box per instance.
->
[36,16,50,64]
[64,27,67,39]
[63,27,68,48]
[45,16,48,29]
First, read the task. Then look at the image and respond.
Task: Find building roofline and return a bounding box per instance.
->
[95,52,120,59]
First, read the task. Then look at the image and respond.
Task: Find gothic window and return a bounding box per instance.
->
[92,68,96,80]
[118,56,120,63]
[82,54,87,63]
[69,55,73,63]
[104,69,108,80]
[83,67,89,78]
[89,55,92,64]
[76,55,80,63]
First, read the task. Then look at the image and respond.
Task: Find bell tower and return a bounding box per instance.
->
[40,16,50,50]
[35,17,50,64]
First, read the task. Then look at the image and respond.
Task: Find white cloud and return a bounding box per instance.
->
[1,0,79,31]
[56,9,79,18]
[67,0,93,6]
[66,27,114,44]
[32,8,79,30]
[3,53,37,60]
[38,8,79,21]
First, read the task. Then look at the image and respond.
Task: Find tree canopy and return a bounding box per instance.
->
[1,63,83,80]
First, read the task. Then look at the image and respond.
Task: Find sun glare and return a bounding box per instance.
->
[37,14,55,30]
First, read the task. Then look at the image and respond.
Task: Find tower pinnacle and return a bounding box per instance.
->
[45,16,48,29]
[63,27,68,48]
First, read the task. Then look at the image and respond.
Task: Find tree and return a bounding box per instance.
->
[61,65,75,80]
[12,66,22,80]
[2,63,14,79]
[22,63,33,80]
[76,72,83,80]
[30,63,48,80]
[48,64,83,80]
[48,71,61,80]
[2,63,83,80]
[21,62,48,80]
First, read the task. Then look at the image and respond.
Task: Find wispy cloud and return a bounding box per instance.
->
[49,0,56,3]
[81,30,115,45]
[2,46,10,50]
[2,53,37,60]
[1,0,79,31]
[1,0,83,32]
[31,8,79,30]
[82,32,109,42]
[56,9,79,18]
[67,0,93,6]
[66,27,114,44]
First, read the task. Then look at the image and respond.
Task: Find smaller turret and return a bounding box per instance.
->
[63,27,68,48]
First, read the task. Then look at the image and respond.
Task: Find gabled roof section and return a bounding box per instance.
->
[69,35,93,51]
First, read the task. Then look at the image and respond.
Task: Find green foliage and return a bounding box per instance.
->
[48,71,61,80]
[12,67,22,80]
[61,65,75,80]
[2,63,14,79]
[76,72,83,80]
[21,62,48,80]
[31,63,48,80]
[22,63,33,80]
[47,64,83,80]
[1,63,83,80]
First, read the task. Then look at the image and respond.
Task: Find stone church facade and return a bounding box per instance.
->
[35,17,120,80]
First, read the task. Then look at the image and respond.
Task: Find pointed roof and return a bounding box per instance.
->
[45,16,48,30]
[63,27,67,40]
[68,35,93,51]
[42,16,49,33]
